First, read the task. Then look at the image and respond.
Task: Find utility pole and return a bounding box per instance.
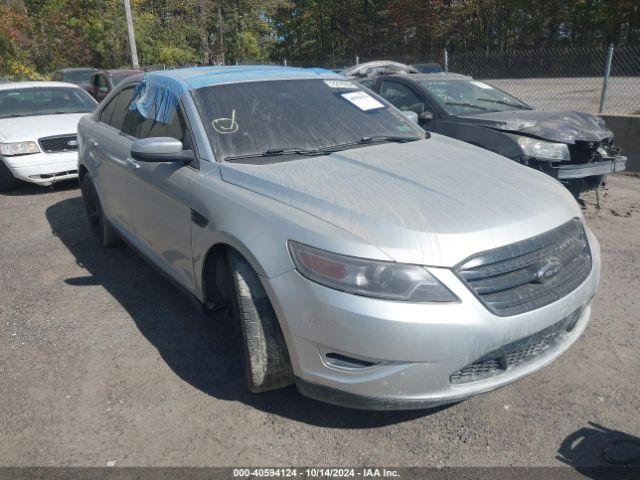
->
[123,0,139,69]
[217,1,225,65]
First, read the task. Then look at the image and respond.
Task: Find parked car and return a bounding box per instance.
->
[370,72,627,197]
[51,68,97,89]
[413,62,443,73]
[78,66,600,410]
[0,82,98,191]
[343,60,418,88]
[87,69,143,102]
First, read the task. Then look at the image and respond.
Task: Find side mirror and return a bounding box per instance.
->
[419,110,434,122]
[401,110,419,124]
[131,137,193,163]
[408,103,434,122]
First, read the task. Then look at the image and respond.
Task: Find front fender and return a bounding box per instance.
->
[189,161,390,301]
[436,121,524,160]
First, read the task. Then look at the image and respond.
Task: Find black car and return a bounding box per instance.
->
[51,68,97,87]
[370,72,627,197]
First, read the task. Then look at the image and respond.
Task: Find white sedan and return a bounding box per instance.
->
[0,81,97,191]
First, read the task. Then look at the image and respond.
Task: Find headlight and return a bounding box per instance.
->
[0,141,40,156]
[508,134,570,161]
[288,241,458,302]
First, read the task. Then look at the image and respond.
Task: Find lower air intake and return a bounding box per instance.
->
[450,307,583,385]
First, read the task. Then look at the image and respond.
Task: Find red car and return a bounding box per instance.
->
[86,69,142,102]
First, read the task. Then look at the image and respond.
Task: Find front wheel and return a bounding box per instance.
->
[227,250,294,393]
[80,175,121,248]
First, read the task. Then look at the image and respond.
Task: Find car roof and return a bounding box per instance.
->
[105,69,143,75]
[400,72,473,81]
[147,65,343,92]
[57,68,97,72]
[0,81,86,91]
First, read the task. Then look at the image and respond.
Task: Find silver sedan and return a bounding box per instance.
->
[77,67,600,410]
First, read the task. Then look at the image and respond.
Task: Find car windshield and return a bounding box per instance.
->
[192,79,424,162]
[0,87,97,119]
[61,70,94,85]
[416,79,532,115]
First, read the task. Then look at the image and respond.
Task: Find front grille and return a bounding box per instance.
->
[38,134,78,153]
[455,219,592,316]
[450,307,582,384]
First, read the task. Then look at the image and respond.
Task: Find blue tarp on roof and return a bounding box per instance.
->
[130,66,342,124]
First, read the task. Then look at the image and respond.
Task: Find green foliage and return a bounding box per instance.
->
[0,0,637,77]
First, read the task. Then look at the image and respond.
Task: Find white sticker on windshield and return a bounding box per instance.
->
[470,81,493,89]
[324,80,358,89]
[341,91,385,111]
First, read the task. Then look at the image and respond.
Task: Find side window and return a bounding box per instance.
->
[139,108,192,150]
[107,87,135,131]
[98,95,118,124]
[98,75,109,93]
[379,81,423,111]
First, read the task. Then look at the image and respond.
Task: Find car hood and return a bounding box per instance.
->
[220,134,581,267]
[457,110,613,144]
[0,113,88,142]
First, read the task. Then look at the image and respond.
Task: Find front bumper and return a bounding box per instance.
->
[1,151,79,186]
[264,229,601,410]
[551,155,627,180]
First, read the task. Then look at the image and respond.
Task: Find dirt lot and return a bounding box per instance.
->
[0,174,638,469]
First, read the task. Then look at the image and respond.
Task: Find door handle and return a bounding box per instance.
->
[125,157,140,170]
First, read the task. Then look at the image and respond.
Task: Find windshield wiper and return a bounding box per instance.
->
[476,98,531,110]
[225,136,422,162]
[225,147,327,162]
[444,101,493,111]
[318,135,421,153]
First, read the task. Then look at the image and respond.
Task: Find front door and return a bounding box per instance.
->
[123,105,197,293]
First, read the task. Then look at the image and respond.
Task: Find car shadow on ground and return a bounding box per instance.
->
[1,179,78,197]
[46,195,446,428]
[557,421,640,479]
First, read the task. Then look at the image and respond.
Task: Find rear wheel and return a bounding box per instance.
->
[80,175,121,248]
[226,250,294,393]
[0,160,18,192]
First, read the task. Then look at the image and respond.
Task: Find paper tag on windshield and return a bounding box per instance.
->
[324,80,358,89]
[341,91,385,111]
[470,80,492,89]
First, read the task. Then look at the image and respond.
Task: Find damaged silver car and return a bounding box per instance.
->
[78,66,600,410]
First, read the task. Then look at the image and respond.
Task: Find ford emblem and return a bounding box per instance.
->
[535,259,562,283]
[67,139,79,147]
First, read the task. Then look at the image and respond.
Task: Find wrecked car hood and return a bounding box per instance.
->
[220,134,581,267]
[457,110,613,144]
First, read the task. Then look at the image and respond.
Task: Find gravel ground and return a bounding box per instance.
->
[0,174,638,469]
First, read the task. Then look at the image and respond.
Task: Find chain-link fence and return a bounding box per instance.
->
[447,46,640,115]
[143,46,640,115]
[287,46,640,115]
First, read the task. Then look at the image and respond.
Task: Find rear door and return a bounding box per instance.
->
[89,85,138,237]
